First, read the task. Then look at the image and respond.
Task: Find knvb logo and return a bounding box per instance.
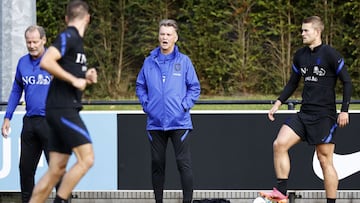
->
[22,74,51,85]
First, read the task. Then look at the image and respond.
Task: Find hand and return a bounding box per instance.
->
[337,112,349,128]
[72,78,87,91]
[86,68,98,84]
[1,119,11,138]
[268,100,282,121]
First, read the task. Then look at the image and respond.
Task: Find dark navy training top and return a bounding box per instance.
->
[278,44,352,114]
[46,26,87,109]
[5,53,51,120]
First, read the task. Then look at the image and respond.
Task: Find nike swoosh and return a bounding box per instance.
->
[312,151,360,180]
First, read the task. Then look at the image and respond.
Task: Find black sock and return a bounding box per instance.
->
[276,178,288,195]
[53,194,68,203]
[327,198,336,203]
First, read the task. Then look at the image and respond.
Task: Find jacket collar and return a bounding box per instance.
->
[150,45,179,60]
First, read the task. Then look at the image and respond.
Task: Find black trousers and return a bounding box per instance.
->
[20,116,50,203]
[148,129,193,203]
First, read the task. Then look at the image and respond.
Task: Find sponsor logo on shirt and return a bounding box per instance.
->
[76,53,87,72]
[302,65,326,82]
[22,74,51,85]
[313,66,326,76]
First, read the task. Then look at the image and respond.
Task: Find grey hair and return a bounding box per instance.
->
[24,25,46,39]
[159,19,178,32]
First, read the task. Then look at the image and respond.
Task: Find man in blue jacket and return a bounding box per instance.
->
[0,25,65,203]
[136,19,201,203]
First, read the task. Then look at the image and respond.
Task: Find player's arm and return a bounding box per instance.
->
[268,100,282,121]
[268,67,300,121]
[40,46,87,91]
[2,64,25,138]
[337,61,352,127]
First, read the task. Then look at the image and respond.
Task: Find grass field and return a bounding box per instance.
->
[83,95,360,111]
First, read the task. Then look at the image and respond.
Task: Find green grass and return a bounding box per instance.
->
[82,104,279,111]
[82,95,279,111]
[83,104,141,111]
[83,94,360,111]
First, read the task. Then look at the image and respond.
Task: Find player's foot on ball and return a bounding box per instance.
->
[260,187,288,203]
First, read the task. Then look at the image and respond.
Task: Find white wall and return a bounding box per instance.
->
[0,0,36,106]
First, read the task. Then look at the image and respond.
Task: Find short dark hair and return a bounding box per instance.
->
[303,16,324,32]
[66,0,89,21]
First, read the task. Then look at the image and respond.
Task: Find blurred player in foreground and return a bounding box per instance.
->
[29,1,97,203]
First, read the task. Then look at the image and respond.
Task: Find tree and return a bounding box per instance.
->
[247,0,297,94]
[179,0,238,95]
[341,1,360,96]
[35,0,360,99]
[36,0,66,44]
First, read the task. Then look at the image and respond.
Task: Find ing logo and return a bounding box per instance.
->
[22,74,51,85]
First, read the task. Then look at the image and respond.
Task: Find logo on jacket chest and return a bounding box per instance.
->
[172,63,182,77]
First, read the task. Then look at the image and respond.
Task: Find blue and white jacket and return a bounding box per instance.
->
[136,46,201,131]
[4,53,51,120]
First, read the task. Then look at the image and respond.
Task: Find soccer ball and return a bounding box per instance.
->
[253,197,270,203]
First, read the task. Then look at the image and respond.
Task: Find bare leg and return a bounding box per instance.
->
[316,143,338,199]
[56,143,94,199]
[273,125,301,179]
[29,152,69,203]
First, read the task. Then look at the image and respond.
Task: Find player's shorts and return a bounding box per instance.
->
[46,108,92,154]
[284,112,338,145]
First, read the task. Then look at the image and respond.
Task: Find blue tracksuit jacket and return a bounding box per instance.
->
[4,53,51,120]
[136,46,201,131]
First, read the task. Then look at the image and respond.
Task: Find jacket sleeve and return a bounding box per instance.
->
[135,65,148,111]
[278,64,301,103]
[337,59,352,112]
[5,66,24,120]
[182,57,201,111]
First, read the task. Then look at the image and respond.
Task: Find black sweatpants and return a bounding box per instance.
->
[148,129,193,203]
[19,116,50,203]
